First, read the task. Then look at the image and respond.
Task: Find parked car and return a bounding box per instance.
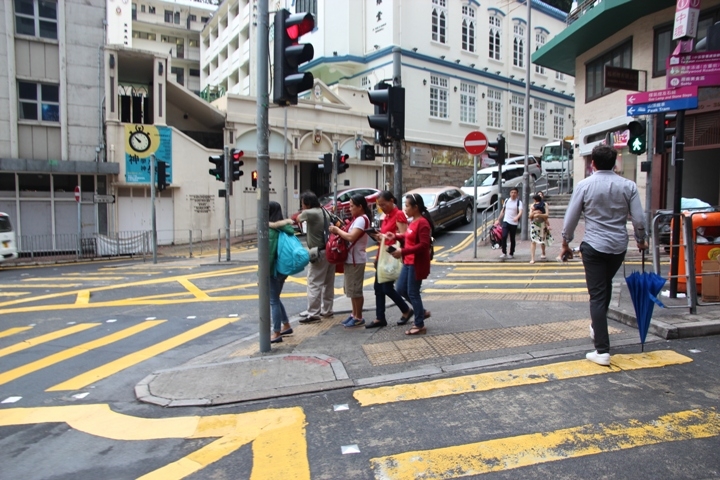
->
[319,187,381,218]
[504,155,542,180]
[461,164,526,210]
[0,213,18,262]
[403,186,474,232]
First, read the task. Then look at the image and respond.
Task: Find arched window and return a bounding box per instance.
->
[461,5,476,53]
[432,0,447,44]
[488,15,501,60]
[535,30,547,74]
[513,22,525,68]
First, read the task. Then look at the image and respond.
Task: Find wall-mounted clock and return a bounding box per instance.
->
[129,126,151,153]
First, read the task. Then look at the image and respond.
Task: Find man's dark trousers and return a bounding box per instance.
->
[580,242,625,354]
[501,222,518,256]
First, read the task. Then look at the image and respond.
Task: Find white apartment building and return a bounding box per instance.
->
[201,0,576,177]
[129,0,218,95]
[1,0,119,247]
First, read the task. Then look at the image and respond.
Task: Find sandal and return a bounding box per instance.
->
[405,326,427,335]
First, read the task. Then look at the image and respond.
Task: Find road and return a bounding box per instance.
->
[1,233,717,479]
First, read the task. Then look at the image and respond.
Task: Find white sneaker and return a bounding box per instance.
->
[499,253,507,259]
[299,311,310,318]
[586,350,611,366]
[589,325,595,340]
[507,255,514,259]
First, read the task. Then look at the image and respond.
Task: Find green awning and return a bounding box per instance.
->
[532,0,676,76]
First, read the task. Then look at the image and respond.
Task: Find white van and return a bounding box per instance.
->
[0,213,19,262]
[461,164,525,210]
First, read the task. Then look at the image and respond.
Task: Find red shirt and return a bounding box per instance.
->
[396,216,432,280]
[379,206,408,235]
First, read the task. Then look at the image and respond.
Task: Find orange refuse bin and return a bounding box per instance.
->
[676,211,720,294]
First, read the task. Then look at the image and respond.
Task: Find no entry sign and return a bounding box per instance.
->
[74,186,81,202]
[464,131,488,155]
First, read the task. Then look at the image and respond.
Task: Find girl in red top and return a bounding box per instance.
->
[384,193,434,335]
[366,191,410,329]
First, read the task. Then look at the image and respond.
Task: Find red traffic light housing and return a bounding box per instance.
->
[230,148,244,181]
[273,9,315,106]
[336,151,349,174]
[367,83,405,144]
[157,160,169,191]
[487,134,506,166]
[251,170,258,189]
[318,153,332,174]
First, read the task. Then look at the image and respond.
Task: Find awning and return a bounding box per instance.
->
[532,0,676,77]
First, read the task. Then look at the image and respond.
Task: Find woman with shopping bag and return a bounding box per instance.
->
[383,193,433,335]
[366,191,411,329]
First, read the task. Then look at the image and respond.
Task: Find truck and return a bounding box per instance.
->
[541,140,573,190]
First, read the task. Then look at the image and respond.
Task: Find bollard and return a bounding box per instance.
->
[218,229,221,262]
[189,230,193,258]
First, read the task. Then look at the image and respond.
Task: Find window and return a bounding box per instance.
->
[140,4,145,12]
[295,0,317,17]
[190,14,196,21]
[653,25,672,77]
[132,30,157,40]
[189,38,198,47]
[164,10,173,22]
[489,15,501,60]
[513,23,525,68]
[432,0,447,44]
[201,16,209,23]
[148,6,155,14]
[131,3,137,20]
[429,75,448,119]
[460,82,477,124]
[14,0,57,39]
[554,106,565,140]
[555,71,565,81]
[533,100,546,137]
[487,88,502,128]
[189,69,200,77]
[511,93,525,133]
[174,11,180,24]
[535,31,546,74]
[461,5,476,53]
[585,39,632,102]
[361,76,370,88]
[18,81,59,121]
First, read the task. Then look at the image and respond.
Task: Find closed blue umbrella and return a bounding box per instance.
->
[625,251,666,351]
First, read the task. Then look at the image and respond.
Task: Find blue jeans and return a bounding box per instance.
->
[396,265,424,328]
[374,273,410,321]
[270,274,289,332]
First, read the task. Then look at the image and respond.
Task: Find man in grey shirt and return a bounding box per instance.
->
[561,145,647,366]
[293,191,335,323]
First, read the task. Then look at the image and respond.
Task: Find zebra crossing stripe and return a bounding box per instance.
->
[0,326,33,339]
[370,408,720,479]
[0,323,99,358]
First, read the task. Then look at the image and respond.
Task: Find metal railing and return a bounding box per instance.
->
[567,0,603,25]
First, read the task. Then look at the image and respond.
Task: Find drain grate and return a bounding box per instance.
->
[362,319,623,366]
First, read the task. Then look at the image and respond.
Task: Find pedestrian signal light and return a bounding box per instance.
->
[208,154,225,182]
[230,149,244,181]
[157,160,169,191]
[273,9,315,106]
[487,134,506,165]
[627,120,647,155]
[318,153,332,173]
[251,170,258,189]
[336,151,349,174]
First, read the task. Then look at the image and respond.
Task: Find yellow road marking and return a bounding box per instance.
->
[75,290,90,304]
[448,272,586,277]
[435,279,585,285]
[177,278,210,299]
[0,326,33,338]
[0,284,82,288]
[0,321,164,386]
[423,287,589,294]
[453,265,585,271]
[0,403,309,480]
[354,350,692,407]
[0,324,99,358]
[21,276,128,281]
[370,408,719,479]
[0,292,30,297]
[47,317,242,391]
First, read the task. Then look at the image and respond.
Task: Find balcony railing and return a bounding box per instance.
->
[567,0,603,25]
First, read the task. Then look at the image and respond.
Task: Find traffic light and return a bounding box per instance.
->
[487,134,506,165]
[367,83,405,143]
[157,161,168,191]
[360,144,376,160]
[318,153,332,174]
[251,170,258,189]
[627,119,647,155]
[336,151,349,174]
[657,112,678,154]
[208,154,225,182]
[230,148,244,181]
[273,9,315,106]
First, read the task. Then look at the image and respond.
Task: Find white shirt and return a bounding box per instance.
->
[503,198,522,225]
[346,215,369,264]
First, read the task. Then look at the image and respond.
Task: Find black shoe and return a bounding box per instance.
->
[270,336,283,343]
[299,315,321,324]
[280,328,294,336]
[365,320,387,329]
[397,309,414,325]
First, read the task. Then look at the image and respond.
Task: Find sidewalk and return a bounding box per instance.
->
[136,219,720,407]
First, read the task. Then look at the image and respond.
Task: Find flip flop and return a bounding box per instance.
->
[405,326,427,335]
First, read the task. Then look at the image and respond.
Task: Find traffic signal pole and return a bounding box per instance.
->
[150,154,157,264]
[333,142,339,212]
[256,0,270,353]
[224,145,231,261]
[669,110,685,298]
[392,47,402,197]
[520,0,532,241]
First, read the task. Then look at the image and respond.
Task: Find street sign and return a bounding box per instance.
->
[667,51,720,88]
[464,131,488,155]
[604,65,640,91]
[626,96,699,116]
[626,86,698,105]
[93,194,115,204]
[74,186,80,203]
[673,0,701,40]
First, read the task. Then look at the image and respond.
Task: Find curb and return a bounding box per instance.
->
[608,306,720,340]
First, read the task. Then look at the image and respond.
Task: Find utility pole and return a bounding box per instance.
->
[256,0,270,352]
[521,0,532,241]
[224,145,231,261]
[283,107,288,215]
[333,141,339,212]
[669,110,685,298]
[150,154,157,264]
[392,47,402,197]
